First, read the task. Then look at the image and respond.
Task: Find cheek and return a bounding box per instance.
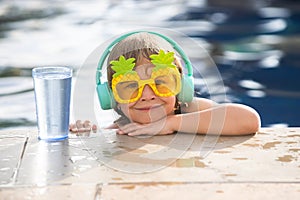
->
[163,96,177,114]
[119,103,134,118]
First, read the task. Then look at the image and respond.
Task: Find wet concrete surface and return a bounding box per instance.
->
[0,128,299,199]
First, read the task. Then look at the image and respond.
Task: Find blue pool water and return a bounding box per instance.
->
[0,0,299,129]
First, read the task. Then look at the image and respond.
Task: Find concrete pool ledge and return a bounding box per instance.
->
[0,127,299,199]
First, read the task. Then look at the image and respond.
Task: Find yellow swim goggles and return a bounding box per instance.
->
[110,50,181,104]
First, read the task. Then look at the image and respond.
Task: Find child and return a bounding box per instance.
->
[69,32,261,136]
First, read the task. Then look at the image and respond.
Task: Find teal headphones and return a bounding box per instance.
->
[96,31,194,110]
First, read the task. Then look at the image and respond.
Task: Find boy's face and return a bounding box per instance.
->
[118,57,176,124]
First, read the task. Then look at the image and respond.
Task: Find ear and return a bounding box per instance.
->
[96,82,116,110]
[177,75,194,103]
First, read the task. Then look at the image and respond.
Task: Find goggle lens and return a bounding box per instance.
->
[155,74,178,95]
[116,81,139,101]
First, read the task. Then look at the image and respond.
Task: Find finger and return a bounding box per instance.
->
[69,123,76,131]
[119,123,139,133]
[125,125,147,136]
[83,120,91,129]
[69,123,80,133]
[70,127,79,133]
[128,129,145,136]
[76,120,83,129]
[116,129,126,135]
[92,124,97,133]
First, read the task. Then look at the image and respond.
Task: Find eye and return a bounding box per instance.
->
[117,81,138,91]
[155,79,166,85]
[126,82,138,89]
[155,76,168,85]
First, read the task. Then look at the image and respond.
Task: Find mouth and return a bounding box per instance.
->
[134,104,162,111]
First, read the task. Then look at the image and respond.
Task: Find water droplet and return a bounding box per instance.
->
[69,156,86,163]
[0,167,10,171]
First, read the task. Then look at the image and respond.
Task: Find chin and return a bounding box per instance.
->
[131,114,166,124]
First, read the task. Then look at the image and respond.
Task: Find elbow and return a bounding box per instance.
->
[247,111,261,133]
[227,104,261,135]
[240,106,261,134]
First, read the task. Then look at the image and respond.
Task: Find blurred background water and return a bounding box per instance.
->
[0,0,299,130]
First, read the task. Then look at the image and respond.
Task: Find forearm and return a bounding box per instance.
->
[170,104,261,135]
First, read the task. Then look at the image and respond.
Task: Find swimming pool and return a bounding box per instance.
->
[0,0,299,129]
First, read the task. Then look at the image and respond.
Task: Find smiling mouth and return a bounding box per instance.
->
[135,105,162,111]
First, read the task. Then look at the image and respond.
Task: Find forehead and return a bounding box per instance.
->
[134,57,155,79]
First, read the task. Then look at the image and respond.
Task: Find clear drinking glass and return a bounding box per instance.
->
[32,66,72,141]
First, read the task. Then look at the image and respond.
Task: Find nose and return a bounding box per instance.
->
[140,85,156,101]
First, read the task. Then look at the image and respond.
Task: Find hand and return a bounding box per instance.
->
[69,120,97,135]
[117,116,175,136]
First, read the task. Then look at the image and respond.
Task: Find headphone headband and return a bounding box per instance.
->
[96,31,193,85]
[96,31,194,110]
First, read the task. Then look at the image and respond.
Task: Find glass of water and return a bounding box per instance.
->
[32,66,72,141]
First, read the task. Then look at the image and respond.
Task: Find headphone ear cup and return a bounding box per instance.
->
[96,82,116,110]
[178,75,194,103]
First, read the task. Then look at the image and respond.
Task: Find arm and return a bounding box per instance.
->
[171,99,261,135]
[119,98,261,136]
